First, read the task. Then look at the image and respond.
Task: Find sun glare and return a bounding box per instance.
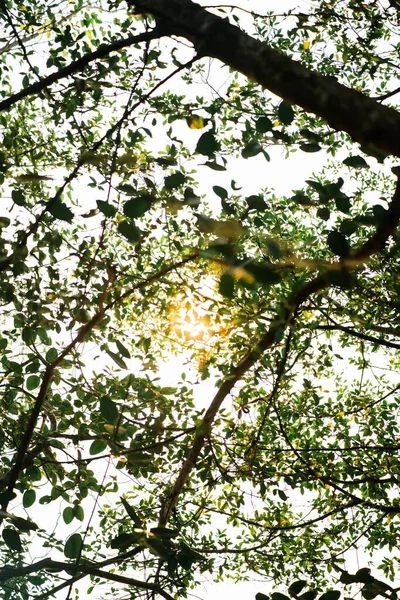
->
[168,278,222,345]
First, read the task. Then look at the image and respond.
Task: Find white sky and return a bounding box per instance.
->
[4,0,397,599]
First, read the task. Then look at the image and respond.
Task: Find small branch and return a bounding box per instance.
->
[0,557,174,600]
[0,30,160,113]
[315,324,400,350]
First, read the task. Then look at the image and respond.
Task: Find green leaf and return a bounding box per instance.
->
[343,155,369,168]
[288,581,307,597]
[219,273,235,298]
[96,200,116,217]
[319,592,341,600]
[300,129,323,143]
[298,593,318,600]
[361,584,383,600]
[317,207,330,221]
[256,116,273,133]
[300,143,321,153]
[64,533,82,559]
[12,190,26,206]
[164,171,185,189]
[26,375,41,391]
[123,195,152,218]
[246,195,267,211]
[12,516,38,531]
[272,593,291,600]
[63,506,74,525]
[2,528,22,552]
[121,497,142,527]
[213,185,228,199]
[100,396,119,423]
[278,101,295,125]
[48,200,74,222]
[327,230,350,257]
[256,595,270,600]
[335,197,351,213]
[45,348,58,362]
[105,349,128,370]
[23,490,36,509]
[117,221,142,243]
[202,160,226,171]
[110,532,140,550]
[115,340,131,359]
[0,216,10,228]
[195,131,220,157]
[242,141,263,158]
[74,505,84,522]
[127,452,153,465]
[26,466,41,481]
[340,220,358,236]
[89,439,107,455]
[22,327,36,345]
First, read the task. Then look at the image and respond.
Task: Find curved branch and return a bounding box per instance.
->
[157,170,400,526]
[0,30,160,113]
[134,0,400,157]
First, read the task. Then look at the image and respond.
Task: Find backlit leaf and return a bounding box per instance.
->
[100,396,119,423]
[278,101,295,125]
[2,528,22,552]
[64,533,82,559]
[89,439,107,455]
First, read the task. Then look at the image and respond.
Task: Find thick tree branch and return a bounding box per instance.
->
[133,0,400,157]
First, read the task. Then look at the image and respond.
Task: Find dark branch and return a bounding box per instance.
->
[0,30,159,113]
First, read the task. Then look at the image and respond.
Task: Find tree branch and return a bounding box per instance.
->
[157,169,400,526]
[0,30,160,112]
[133,0,400,157]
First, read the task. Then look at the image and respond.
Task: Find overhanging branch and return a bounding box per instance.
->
[133,0,400,157]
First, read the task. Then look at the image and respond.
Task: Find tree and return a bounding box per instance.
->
[0,0,399,598]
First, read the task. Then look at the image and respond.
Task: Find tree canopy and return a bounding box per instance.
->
[0,0,400,598]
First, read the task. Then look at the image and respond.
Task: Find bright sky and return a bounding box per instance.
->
[6,0,393,599]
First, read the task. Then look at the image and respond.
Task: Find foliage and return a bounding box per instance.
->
[0,0,399,598]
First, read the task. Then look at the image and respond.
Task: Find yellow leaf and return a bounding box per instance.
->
[336,411,345,417]
[17,173,53,183]
[303,38,310,49]
[186,115,207,129]
[213,219,247,240]
[231,266,256,284]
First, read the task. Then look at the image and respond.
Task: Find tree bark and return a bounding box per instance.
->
[132,0,400,158]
